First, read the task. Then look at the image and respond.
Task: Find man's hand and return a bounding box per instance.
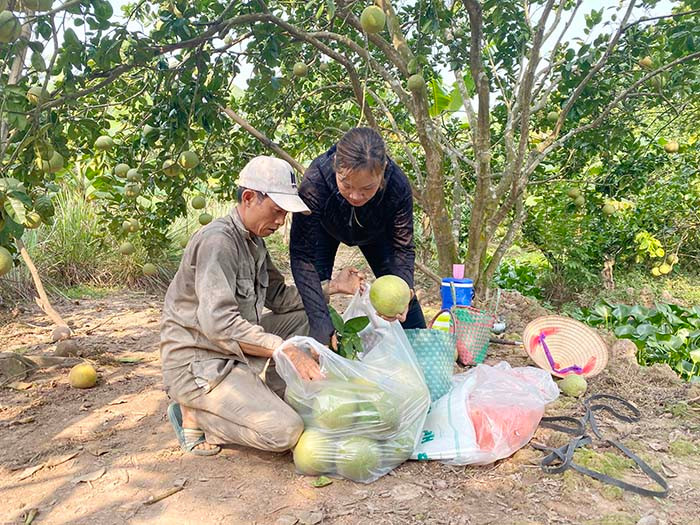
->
[377,290,414,323]
[283,344,323,381]
[329,267,366,295]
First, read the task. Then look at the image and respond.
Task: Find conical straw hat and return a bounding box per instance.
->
[522,315,609,378]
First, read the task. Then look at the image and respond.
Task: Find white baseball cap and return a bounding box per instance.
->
[239,156,311,214]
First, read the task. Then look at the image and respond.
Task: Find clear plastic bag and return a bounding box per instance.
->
[412,361,559,465]
[274,291,430,483]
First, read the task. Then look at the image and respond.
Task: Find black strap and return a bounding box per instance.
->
[533,394,669,498]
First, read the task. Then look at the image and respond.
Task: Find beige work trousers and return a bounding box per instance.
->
[176,309,308,452]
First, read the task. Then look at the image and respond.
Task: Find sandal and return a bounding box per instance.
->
[167,403,221,456]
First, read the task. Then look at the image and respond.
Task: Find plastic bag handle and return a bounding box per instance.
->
[427,308,456,334]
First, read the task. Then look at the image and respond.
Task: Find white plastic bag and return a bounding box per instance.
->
[274,291,430,483]
[412,361,559,465]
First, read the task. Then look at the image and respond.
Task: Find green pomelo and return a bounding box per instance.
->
[293,429,335,476]
[198,212,213,226]
[663,141,679,153]
[293,62,308,77]
[546,111,559,123]
[24,211,42,229]
[360,5,386,34]
[0,11,21,43]
[566,187,581,199]
[128,218,140,232]
[311,384,358,430]
[119,241,135,256]
[126,168,142,182]
[370,275,411,317]
[658,263,672,275]
[355,394,400,435]
[336,436,380,481]
[0,246,13,276]
[162,159,180,176]
[142,263,158,276]
[559,374,587,397]
[114,163,130,177]
[407,74,425,92]
[573,195,585,207]
[602,203,615,216]
[94,135,114,151]
[178,150,199,170]
[191,195,206,209]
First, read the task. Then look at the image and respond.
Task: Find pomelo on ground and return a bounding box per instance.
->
[559,374,587,397]
[119,241,135,255]
[114,163,130,177]
[68,363,97,389]
[407,74,425,92]
[293,62,308,77]
[360,5,386,34]
[370,275,411,318]
[143,263,158,276]
[191,195,206,209]
[311,384,358,430]
[0,246,12,276]
[198,212,213,226]
[293,429,336,475]
[94,135,114,151]
[178,150,199,170]
[336,436,380,481]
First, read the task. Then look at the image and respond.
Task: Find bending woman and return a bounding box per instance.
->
[290,127,426,346]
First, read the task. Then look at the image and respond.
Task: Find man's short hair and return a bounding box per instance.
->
[236,187,266,203]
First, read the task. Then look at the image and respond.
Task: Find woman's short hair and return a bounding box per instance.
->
[334,127,386,175]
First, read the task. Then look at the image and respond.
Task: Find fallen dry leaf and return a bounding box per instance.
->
[71,466,106,484]
[8,381,34,390]
[17,464,44,480]
[46,451,79,468]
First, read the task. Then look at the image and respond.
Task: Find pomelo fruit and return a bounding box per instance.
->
[559,374,587,397]
[566,187,581,199]
[178,150,199,170]
[360,5,385,34]
[143,263,158,276]
[666,254,678,265]
[407,58,420,75]
[0,246,12,276]
[355,394,400,435]
[663,141,679,153]
[124,182,141,198]
[68,363,97,389]
[129,218,140,232]
[114,163,130,177]
[21,0,53,10]
[24,211,42,229]
[26,86,47,105]
[638,56,652,69]
[293,62,308,77]
[0,11,21,43]
[126,168,142,182]
[573,195,585,207]
[651,266,661,277]
[546,111,559,123]
[658,263,672,275]
[198,212,213,225]
[119,241,135,255]
[36,151,64,173]
[94,135,114,151]
[178,236,188,249]
[162,159,180,176]
[370,275,411,318]
[407,74,425,92]
[191,195,206,209]
[319,61,330,72]
[311,384,358,430]
[293,429,335,475]
[602,203,615,216]
[336,436,380,481]
[34,140,53,160]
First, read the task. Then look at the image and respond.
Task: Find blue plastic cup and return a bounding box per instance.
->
[440,278,474,309]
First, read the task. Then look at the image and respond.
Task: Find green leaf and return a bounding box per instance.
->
[635,323,658,339]
[344,316,369,334]
[614,325,636,338]
[311,475,333,488]
[329,306,344,333]
[4,196,27,224]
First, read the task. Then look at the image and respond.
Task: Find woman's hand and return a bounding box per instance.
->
[329,267,366,295]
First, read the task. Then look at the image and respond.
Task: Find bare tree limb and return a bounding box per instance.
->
[220,106,304,174]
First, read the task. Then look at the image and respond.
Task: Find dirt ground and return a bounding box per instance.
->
[1,284,699,525]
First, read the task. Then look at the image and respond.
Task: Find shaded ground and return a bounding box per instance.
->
[1,276,699,524]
